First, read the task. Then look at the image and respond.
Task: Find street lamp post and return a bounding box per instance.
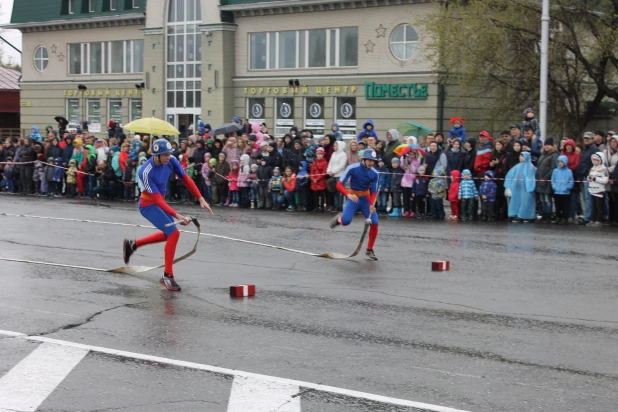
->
[539,0,550,143]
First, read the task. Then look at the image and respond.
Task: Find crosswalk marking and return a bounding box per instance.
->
[0,343,89,412]
[0,330,472,412]
[227,376,301,412]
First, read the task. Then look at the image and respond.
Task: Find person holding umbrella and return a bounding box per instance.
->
[123,139,213,291]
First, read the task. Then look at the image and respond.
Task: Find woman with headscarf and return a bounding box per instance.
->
[504,151,537,222]
[490,140,509,220]
[505,140,523,172]
[346,140,360,166]
[323,134,335,163]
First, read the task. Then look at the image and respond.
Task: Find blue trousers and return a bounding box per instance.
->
[139,204,176,236]
[340,195,379,226]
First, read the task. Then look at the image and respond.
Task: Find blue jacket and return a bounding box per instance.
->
[479,171,497,202]
[53,157,64,182]
[448,126,466,143]
[413,176,428,196]
[458,170,479,199]
[356,119,379,142]
[295,161,309,190]
[505,151,537,219]
[390,166,404,192]
[551,155,574,195]
[339,162,379,194]
[520,136,543,164]
[30,126,42,141]
[377,165,390,190]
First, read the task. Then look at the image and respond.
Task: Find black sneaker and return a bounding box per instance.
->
[123,239,136,264]
[365,249,378,261]
[160,273,181,291]
[329,213,341,229]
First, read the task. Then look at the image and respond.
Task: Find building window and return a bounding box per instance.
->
[68,40,144,74]
[34,46,49,72]
[110,0,117,11]
[87,99,101,124]
[68,0,75,14]
[334,97,357,139]
[89,0,95,12]
[132,0,139,8]
[67,99,81,123]
[304,97,325,138]
[249,27,358,70]
[390,24,418,61]
[247,98,265,123]
[130,99,142,121]
[108,99,122,123]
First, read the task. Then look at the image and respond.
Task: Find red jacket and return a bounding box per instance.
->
[283,174,296,192]
[310,158,328,191]
[474,141,492,175]
[448,170,461,202]
[561,139,580,172]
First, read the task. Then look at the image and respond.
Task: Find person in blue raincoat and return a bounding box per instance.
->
[504,151,536,222]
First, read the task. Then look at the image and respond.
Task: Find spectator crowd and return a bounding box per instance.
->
[1,109,618,228]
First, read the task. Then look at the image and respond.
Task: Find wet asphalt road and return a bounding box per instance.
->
[0,195,617,412]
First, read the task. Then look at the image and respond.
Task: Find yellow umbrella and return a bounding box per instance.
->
[123,117,180,136]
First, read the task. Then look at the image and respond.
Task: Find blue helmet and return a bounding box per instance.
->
[152,139,173,156]
[361,148,378,161]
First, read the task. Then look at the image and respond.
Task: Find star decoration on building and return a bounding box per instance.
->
[375,25,387,38]
[57,52,65,62]
[51,44,57,54]
[365,40,375,53]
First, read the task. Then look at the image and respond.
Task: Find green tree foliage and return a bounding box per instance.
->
[418,0,618,137]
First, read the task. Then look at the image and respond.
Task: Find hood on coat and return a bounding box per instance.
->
[252,123,261,134]
[298,160,308,175]
[484,170,495,178]
[47,157,55,162]
[563,139,577,152]
[84,145,96,158]
[407,136,417,145]
[450,170,461,182]
[196,139,205,148]
[556,155,568,168]
[69,159,76,166]
[56,157,64,165]
[466,138,477,150]
[290,126,299,135]
[363,119,375,130]
[331,122,340,131]
[462,169,471,177]
[32,126,39,133]
[204,152,212,162]
[521,151,532,163]
[387,129,400,142]
[591,151,605,164]
[198,120,205,128]
[240,153,250,165]
[335,140,346,153]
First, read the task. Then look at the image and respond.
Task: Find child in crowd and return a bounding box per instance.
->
[269,167,283,209]
[239,154,251,208]
[200,153,213,203]
[214,152,231,206]
[551,155,574,225]
[479,170,498,221]
[227,160,240,207]
[310,147,328,212]
[38,163,46,195]
[32,161,41,194]
[458,169,479,221]
[401,151,420,217]
[523,108,540,136]
[412,165,428,218]
[295,161,309,211]
[248,163,259,208]
[376,157,390,215]
[45,157,56,197]
[388,157,405,217]
[123,158,134,201]
[3,158,14,193]
[258,156,273,209]
[208,158,218,204]
[281,166,297,211]
[428,167,446,220]
[54,157,64,197]
[66,159,77,198]
[587,152,609,227]
[448,170,461,220]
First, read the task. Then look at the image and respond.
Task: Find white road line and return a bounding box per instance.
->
[0,330,470,412]
[0,342,89,412]
[227,376,300,412]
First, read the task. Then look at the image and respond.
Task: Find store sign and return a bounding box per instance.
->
[309,103,321,119]
[244,85,358,95]
[63,88,145,97]
[20,101,32,107]
[340,103,353,119]
[89,123,102,133]
[364,82,428,100]
[251,103,263,118]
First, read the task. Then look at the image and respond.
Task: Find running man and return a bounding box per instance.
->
[123,139,213,291]
[329,149,380,260]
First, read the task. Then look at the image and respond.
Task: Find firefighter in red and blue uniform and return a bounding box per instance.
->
[329,149,380,260]
[123,139,213,291]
